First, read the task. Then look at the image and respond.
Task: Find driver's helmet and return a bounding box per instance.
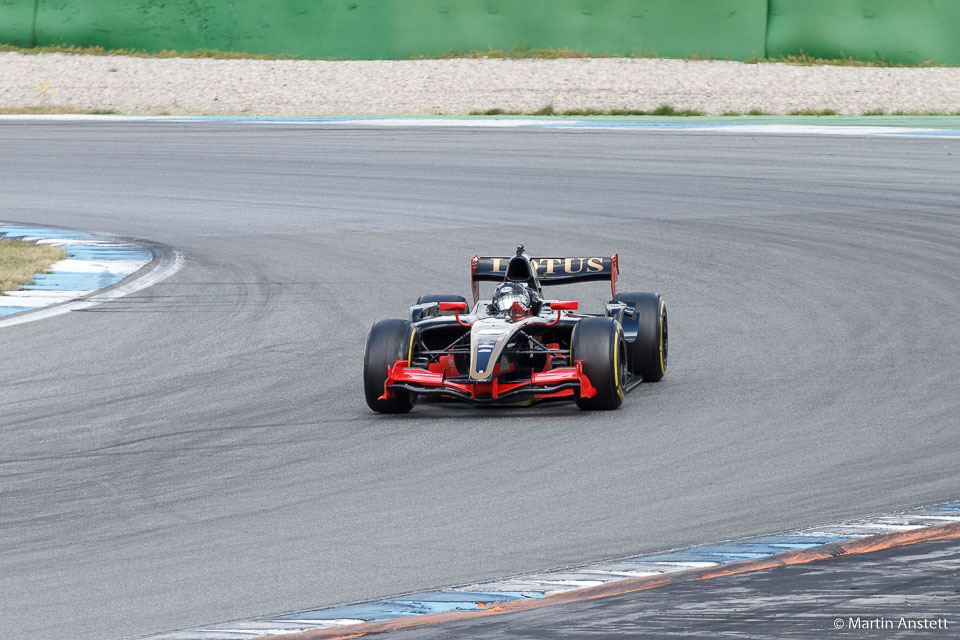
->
[492,282,532,319]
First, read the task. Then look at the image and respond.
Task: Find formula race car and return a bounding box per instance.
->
[363,246,668,412]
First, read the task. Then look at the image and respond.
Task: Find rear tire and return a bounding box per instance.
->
[571,317,626,410]
[416,294,467,316]
[363,319,417,413]
[613,292,667,382]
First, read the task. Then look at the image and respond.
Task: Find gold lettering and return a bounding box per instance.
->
[542,258,560,275]
[491,257,504,273]
[564,257,585,274]
[529,258,540,273]
[586,257,604,272]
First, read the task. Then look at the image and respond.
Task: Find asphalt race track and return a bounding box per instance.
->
[1,122,958,640]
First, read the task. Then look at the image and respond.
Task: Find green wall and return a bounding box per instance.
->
[1,0,958,64]
[383,1,766,60]
[22,0,766,60]
[0,0,36,47]
[767,0,960,64]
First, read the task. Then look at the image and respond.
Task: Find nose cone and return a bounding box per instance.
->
[471,344,495,380]
[469,318,512,381]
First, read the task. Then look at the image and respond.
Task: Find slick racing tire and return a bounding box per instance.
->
[571,317,627,410]
[613,292,667,382]
[416,294,468,316]
[363,319,418,413]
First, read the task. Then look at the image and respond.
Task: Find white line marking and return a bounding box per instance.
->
[0,289,94,300]
[0,114,958,138]
[581,569,662,577]
[33,238,136,246]
[268,619,365,626]
[50,259,148,274]
[692,124,959,137]
[0,298,43,307]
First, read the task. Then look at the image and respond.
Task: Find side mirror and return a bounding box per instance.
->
[546,301,578,326]
[438,301,470,327]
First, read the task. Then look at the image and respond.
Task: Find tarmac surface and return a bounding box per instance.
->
[1,122,959,639]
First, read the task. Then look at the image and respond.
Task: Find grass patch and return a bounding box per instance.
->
[889,109,960,116]
[430,48,954,66]
[653,104,704,116]
[562,108,606,116]
[745,53,949,68]
[3,41,957,67]
[0,239,67,293]
[2,42,956,67]
[721,109,772,116]
[788,108,838,116]
[421,46,642,60]
[470,104,706,117]
[0,106,119,115]
[468,108,524,116]
[0,42,299,60]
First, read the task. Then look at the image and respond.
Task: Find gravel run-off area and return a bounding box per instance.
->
[2,52,959,115]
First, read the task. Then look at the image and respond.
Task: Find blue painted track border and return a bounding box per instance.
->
[145,500,960,639]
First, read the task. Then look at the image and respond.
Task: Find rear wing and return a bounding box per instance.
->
[471,254,618,302]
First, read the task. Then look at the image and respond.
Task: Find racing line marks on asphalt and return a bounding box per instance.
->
[0,224,184,328]
[144,501,960,640]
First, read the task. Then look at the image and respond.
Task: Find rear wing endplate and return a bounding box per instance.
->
[471,254,618,302]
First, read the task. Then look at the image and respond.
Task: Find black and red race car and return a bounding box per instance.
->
[363,246,667,412]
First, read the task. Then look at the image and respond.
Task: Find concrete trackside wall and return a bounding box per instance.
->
[0,0,37,47]
[26,0,766,60]
[767,0,960,65]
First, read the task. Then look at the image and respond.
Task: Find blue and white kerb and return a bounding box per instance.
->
[0,224,152,318]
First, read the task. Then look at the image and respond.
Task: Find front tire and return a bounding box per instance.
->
[363,319,417,413]
[571,317,626,410]
[613,292,667,382]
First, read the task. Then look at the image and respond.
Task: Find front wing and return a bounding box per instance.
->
[380,360,598,405]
